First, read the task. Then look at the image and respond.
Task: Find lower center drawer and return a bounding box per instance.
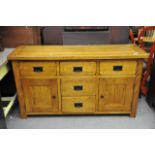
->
[61,78,97,96]
[62,96,96,113]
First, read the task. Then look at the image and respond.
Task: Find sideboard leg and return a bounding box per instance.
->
[131,61,143,118]
[130,112,136,118]
[20,114,27,119]
[12,62,27,119]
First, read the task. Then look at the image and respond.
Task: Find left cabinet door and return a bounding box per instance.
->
[22,79,59,114]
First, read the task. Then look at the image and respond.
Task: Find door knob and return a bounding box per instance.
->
[52,96,56,99]
[100,95,104,99]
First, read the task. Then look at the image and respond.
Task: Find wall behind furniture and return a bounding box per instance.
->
[42,26,129,45]
[0,26,129,48]
[0,26,41,48]
[0,31,3,51]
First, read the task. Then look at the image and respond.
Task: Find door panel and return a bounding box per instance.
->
[99,78,134,112]
[22,79,58,113]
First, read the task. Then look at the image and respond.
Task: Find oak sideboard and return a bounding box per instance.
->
[8,44,148,118]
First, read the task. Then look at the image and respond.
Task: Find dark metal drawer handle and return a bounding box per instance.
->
[74,103,83,108]
[73,66,83,72]
[113,65,123,71]
[74,85,83,91]
[33,67,43,72]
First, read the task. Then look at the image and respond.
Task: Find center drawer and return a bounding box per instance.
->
[19,61,57,77]
[60,61,96,75]
[61,78,97,96]
[62,96,96,113]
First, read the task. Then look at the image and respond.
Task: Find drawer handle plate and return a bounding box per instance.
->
[113,65,123,71]
[33,67,43,72]
[74,103,83,108]
[74,85,83,91]
[73,66,83,72]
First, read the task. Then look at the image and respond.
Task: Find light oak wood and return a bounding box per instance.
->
[8,44,148,61]
[22,79,59,113]
[8,45,148,118]
[96,61,100,112]
[57,62,62,112]
[26,110,130,115]
[62,96,96,113]
[60,61,96,75]
[12,62,27,118]
[99,77,134,112]
[19,61,57,77]
[100,60,137,75]
[61,78,97,96]
[130,60,143,117]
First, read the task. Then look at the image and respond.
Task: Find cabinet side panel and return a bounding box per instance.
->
[131,60,143,117]
[12,61,27,118]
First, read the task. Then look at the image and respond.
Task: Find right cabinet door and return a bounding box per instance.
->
[99,78,134,112]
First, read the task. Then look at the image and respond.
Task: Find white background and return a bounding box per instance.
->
[0,0,155,25]
[0,130,155,155]
[0,0,155,155]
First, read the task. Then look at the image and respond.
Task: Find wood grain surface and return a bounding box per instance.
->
[8,44,148,60]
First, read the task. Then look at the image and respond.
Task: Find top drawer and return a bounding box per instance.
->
[60,61,96,75]
[19,61,57,77]
[100,60,137,76]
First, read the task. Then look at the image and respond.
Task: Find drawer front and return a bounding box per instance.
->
[62,96,96,113]
[60,61,96,75]
[61,78,97,96]
[100,60,137,75]
[19,61,57,77]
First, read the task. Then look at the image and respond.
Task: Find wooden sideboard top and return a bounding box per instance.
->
[8,44,148,60]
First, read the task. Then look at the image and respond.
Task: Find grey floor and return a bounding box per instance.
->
[6,97,155,129]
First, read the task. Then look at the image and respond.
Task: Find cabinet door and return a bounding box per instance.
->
[99,78,134,112]
[22,79,59,113]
